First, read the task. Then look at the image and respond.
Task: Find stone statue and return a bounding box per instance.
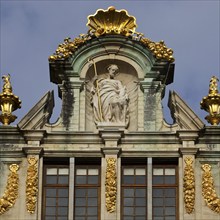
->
[91,64,129,127]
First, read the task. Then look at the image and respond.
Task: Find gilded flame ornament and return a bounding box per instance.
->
[26,157,38,214]
[105,158,117,213]
[200,76,220,125]
[0,164,19,215]
[183,157,195,214]
[49,7,174,63]
[0,74,21,125]
[201,164,220,214]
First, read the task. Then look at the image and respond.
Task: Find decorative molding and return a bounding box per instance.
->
[105,157,117,213]
[26,157,38,214]
[201,164,220,214]
[183,157,195,214]
[0,164,19,215]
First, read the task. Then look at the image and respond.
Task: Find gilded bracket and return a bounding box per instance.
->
[26,157,38,214]
[183,157,195,214]
[105,157,117,213]
[0,164,19,215]
[201,164,220,214]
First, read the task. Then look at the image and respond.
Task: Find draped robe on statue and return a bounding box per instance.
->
[91,77,129,127]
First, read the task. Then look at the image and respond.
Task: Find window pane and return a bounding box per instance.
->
[87,197,97,206]
[57,217,68,220]
[153,176,163,184]
[135,217,145,220]
[76,176,86,184]
[124,207,134,215]
[135,207,146,215]
[87,217,98,220]
[46,176,57,184]
[135,198,146,206]
[124,189,134,197]
[46,198,56,206]
[124,168,134,175]
[164,176,176,184]
[45,207,56,215]
[75,207,86,215]
[45,217,56,220]
[58,189,69,197]
[58,207,68,215]
[165,198,175,206]
[153,198,163,206]
[76,169,87,175]
[153,168,163,175]
[136,168,145,175]
[58,198,68,206]
[124,198,134,206]
[165,207,176,215]
[123,217,133,220]
[165,189,175,197]
[124,176,135,184]
[59,168,69,175]
[88,169,98,175]
[136,176,146,184]
[153,207,163,216]
[58,176,69,184]
[75,189,86,197]
[165,168,175,175]
[75,198,86,206]
[136,189,146,197]
[46,189,56,197]
[88,188,98,197]
[153,189,163,197]
[47,168,57,175]
[88,176,98,184]
[87,207,97,215]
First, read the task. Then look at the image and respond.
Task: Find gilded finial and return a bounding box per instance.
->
[0,74,21,125]
[200,76,220,125]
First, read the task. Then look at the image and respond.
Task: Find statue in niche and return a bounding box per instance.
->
[91,64,129,127]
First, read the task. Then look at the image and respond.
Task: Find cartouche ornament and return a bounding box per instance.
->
[0,74,21,125]
[200,76,220,125]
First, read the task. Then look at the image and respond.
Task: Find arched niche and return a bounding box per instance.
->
[82,58,140,132]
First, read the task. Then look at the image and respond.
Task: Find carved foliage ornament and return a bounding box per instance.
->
[49,7,174,63]
[105,158,117,213]
[0,164,19,215]
[26,157,38,214]
[201,164,220,214]
[183,157,195,214]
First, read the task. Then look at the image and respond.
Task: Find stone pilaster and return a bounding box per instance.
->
[99,123,124,220]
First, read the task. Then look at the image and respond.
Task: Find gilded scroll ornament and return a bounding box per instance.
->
[183,157,195,214]
[201,164,220,214]
[49,7,175,63]
[0,164,19,215]
[26,157,38,214]
[105,158,117,213]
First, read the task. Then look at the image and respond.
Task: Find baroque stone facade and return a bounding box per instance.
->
[0,6,220,220]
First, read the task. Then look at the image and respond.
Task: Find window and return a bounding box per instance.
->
[43,165,69,220]
[121,166,147,220]
[152,166,178,220]
[74,165,101,220]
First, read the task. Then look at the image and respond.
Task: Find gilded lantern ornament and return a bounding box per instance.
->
[0,74,21,125]
[200,76,220,125]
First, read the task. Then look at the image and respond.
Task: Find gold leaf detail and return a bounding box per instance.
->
[0,164,19,215]
[183,157,195,214]
[201,164,220,214]
[26,157,38,214]
[105,157,117,213]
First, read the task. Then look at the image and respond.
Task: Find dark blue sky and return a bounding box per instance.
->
[0,1,219,125]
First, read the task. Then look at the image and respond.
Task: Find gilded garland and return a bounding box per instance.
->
[105,157,117,213]
[183,157,195,214]
[201,164,220,214]
[49,7,174,63]
[26,157,38,214]
[0,164,19,215]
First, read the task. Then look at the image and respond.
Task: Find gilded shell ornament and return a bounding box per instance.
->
[87,6,137,37]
